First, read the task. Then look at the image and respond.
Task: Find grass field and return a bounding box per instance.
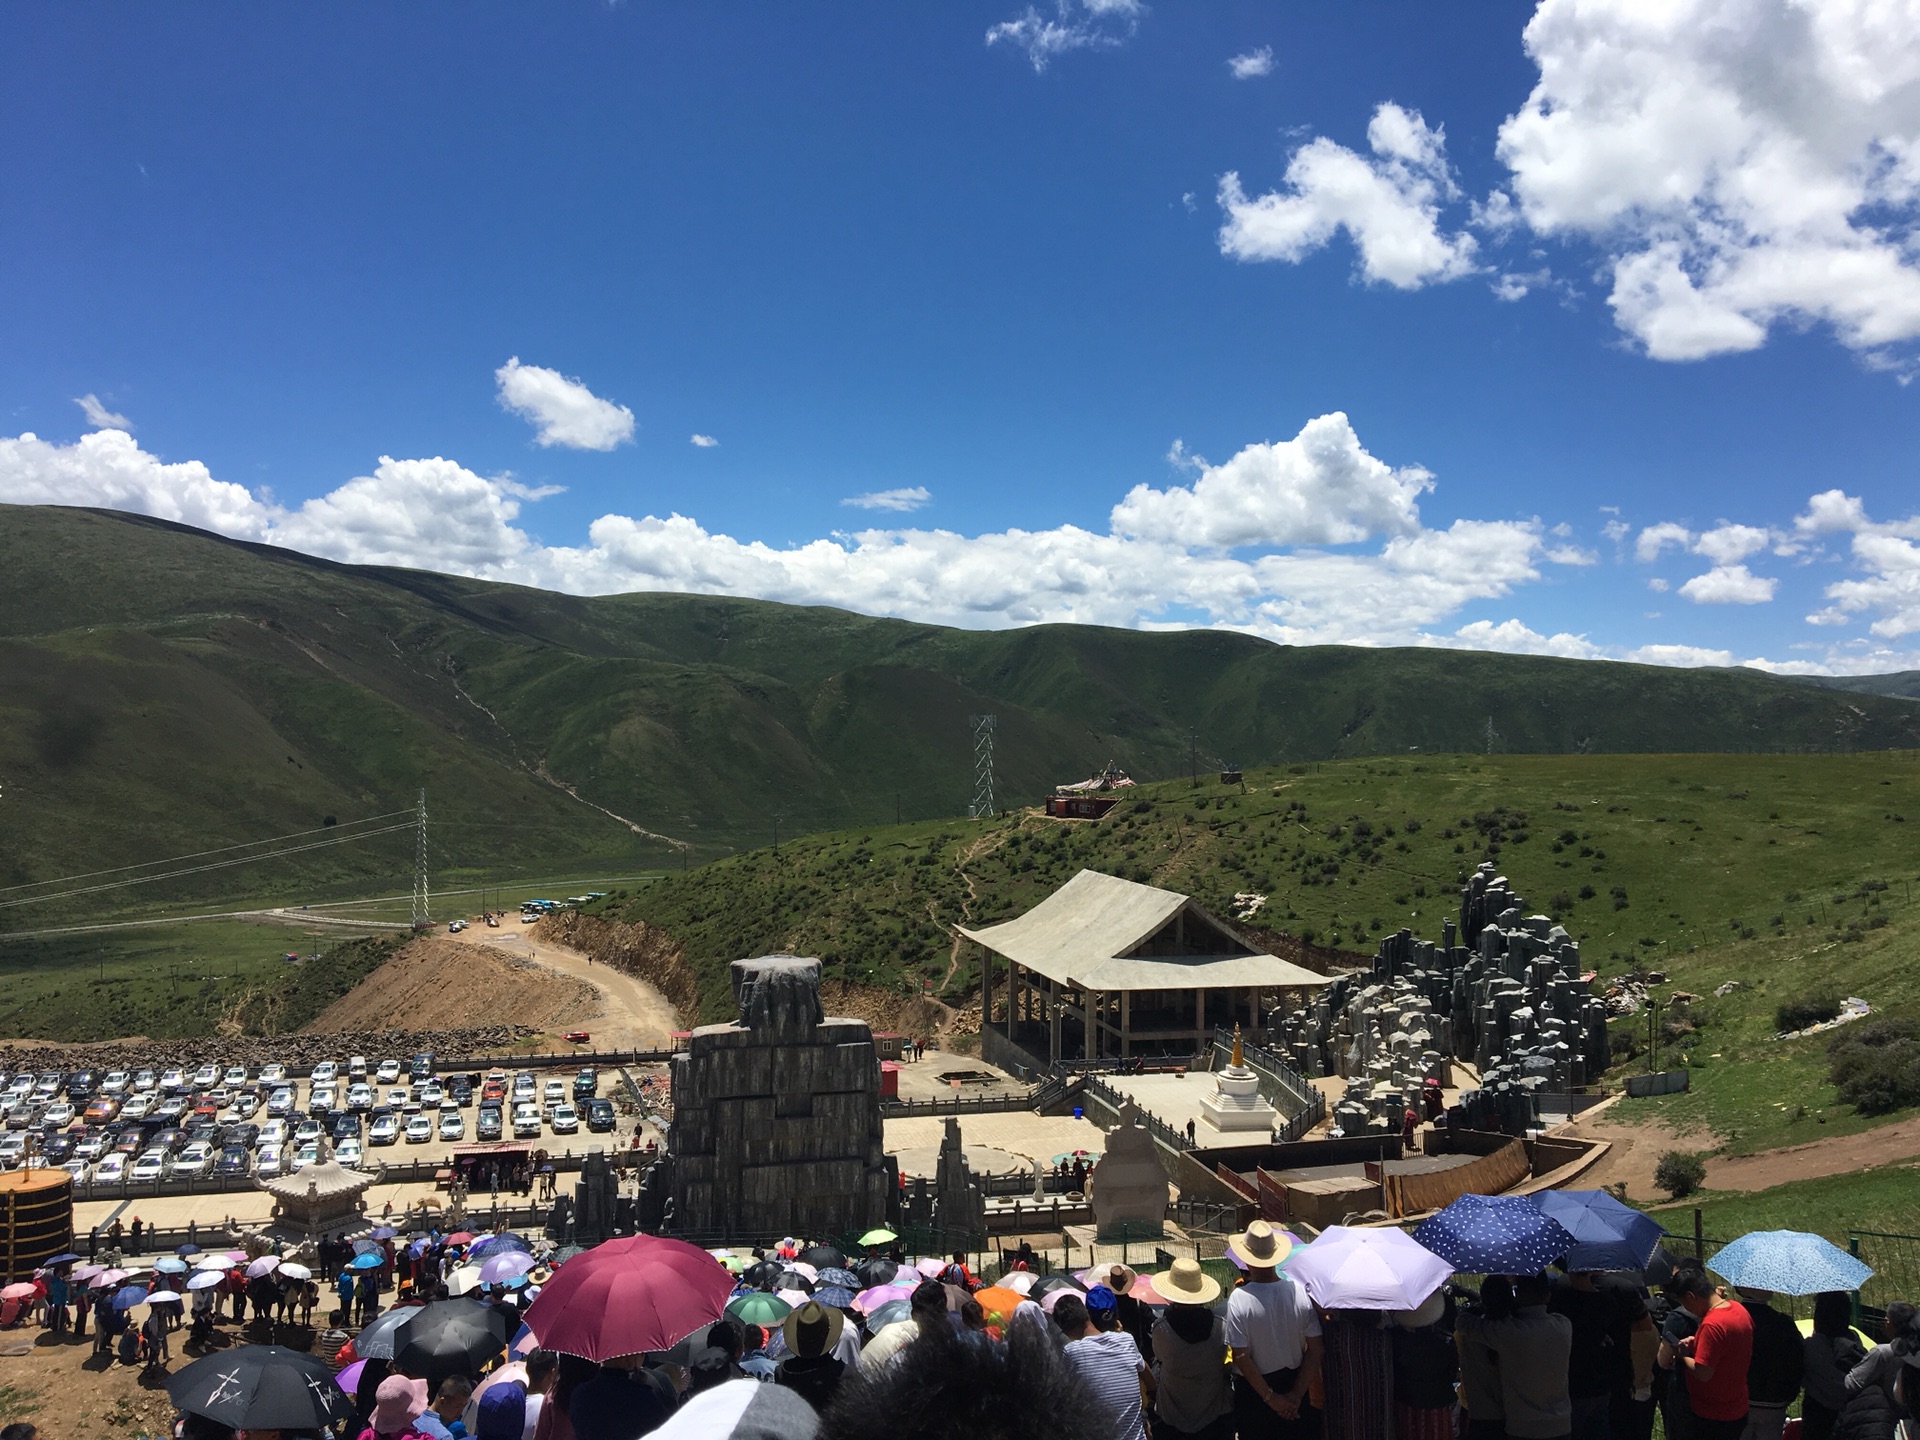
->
[1676,1164,1920,1243]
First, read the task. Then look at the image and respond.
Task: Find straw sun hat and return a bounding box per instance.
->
[1227,1220,1294,1270]
[1151,1257,1222,1307]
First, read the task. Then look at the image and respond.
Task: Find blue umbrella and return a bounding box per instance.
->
[408,1238,432,1258]
[348,1252,384,1271]
[371,1226,398,1240]
[353,1239,385,1258]
[154,1257,188,1274]
[1706,1231,1873,1296]
[44,1251,81,1266]
[468,1233,530,1260]
[1413,1193,1576,1275]
[112,1284,150,1310]
[175,1244,200,1257]
[1531,1190,1667,1272]
[813,1285,856,1310]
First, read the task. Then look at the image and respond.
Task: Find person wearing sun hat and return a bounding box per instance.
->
[774,1300,847,1413]
[1224,1220,1322,1440]
[1150,1258,1232,1440]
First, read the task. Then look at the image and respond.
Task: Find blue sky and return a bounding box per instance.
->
[5,1,1920,672]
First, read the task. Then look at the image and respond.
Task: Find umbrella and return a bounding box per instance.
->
[97,1269,130,1286]
[278,1263,313,1282]
[353,1239,385,1258]
[1530,1190,1668,1272]
[155,1257,188,1274]
[860,1319,917,1369]
[865,1298,911,1330]
[471,1361,530,1416]
[245,1257,281,1279]
[480,1252,536,1286]
[853,1283,916,1314]
[347,1252,384,1271]
[0,1283,36,1301]
[447,1264,484,1297]
[1000,1271,1038,1296]
[523,1234,733,1362]
[445,1231,475,1245]
[71,1265,104,1283]
[913,1258,946,1279]
[112,1284,150,1310]
[740,1260,782,1289]
[355,1307,415,1360]
[168,1345,355,1430]
[1284,1226,1455,1311]
[336,1358,367,1395]
[187,1273,224,1292]
[370,1226,398,1240]
[1706,1231,1873,1296]
[773,1269,814,1294]
[194,1255,231,1272]
[44,1251,80,1266]
[813,1285,856,1310]
[1029,1274,1086,1300]
[148,1290,184,1306]
[394,1299,511,1388]
[971,1285,1026,1318]
[797,1245,845,1269]
[222,1251,250,1263]
[470,1233,532,1260]
[786,1262,820,1284]
[852,1258,899,1289]
[726,1292,793,1326]
[1413,1194,1576,1275]
[817,1267,861,1290]
[176,1244,201,1257]
[856,1228,897,1247]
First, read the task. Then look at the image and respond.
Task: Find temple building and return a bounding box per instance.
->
[959,869,1328,1065]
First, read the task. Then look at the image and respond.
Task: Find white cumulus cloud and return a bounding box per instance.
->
[986,0,1142,73]
[842,486,932,513]
[1227,47,1273,80]
[1496,0,1920,361]
[1218,103,1479,289]
[75,394,131,431]
[1679,563,1776,604]
[690,434,719,448]
[494,357,635,451]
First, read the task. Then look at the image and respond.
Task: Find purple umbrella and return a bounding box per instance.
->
[853,1283,916,1315]
[479,1251,536,1285]
[1283,1226,1454,1311]
[336,1358,367,1395]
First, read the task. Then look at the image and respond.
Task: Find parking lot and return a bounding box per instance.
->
[0,1050,653,1189]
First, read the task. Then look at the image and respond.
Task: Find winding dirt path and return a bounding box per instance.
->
[1703,1114,1920,1192]
[444,924,679,1049]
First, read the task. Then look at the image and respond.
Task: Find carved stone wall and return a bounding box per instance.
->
[668,956,894,1237]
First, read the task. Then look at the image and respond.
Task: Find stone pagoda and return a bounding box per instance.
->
[1199,1025,1279,1134]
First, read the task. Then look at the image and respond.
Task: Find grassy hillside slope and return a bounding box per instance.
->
[4,505,1919,932]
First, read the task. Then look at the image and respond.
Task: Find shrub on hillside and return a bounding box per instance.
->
[1827,1018,1920,1116]
[1775,990,1842,1034]
[1654,1150,1708,1199]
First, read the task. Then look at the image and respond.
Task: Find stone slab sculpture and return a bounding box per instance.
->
[1089,1105,1170,1240]
[929,1117,986,1250]
[668,955,896,1238]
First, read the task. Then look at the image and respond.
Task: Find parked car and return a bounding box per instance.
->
[255,1144,284,1178]
[476,1106,503,1141]
[291,1142,320,1172]
[437,1110,464,1141]
[376,1058,402,1084]
[41,1101,74,1127]
[120,1093,155,1120]
[348,1056,368,1077]
[130,1150,169,1183]
[512,1104,541,1139]
[101,1070,130,1096]
[549,1102,579,1134]
[223,1065,249,1087]
[159,1068,187,1092]
[94,1153,129,1183]
[541,1078,566,1107]
[335,1137,364,1168]
[214,1145,250,1177]
[572,1068,597,1100]
[585,1098,616,1133]
[347,1083,373,1111]
[310,1061,339,1083]
[259,1063,288,1085]
[73,1129,108,1160]
[82,1097,118,1124]
[368,1113,400,1146]
[404,1114,433,1144]
[293,1118,323,1146]
[191,1064,219,1089]
[170,1140,215,1178]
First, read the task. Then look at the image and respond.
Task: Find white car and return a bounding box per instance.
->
[155,1095,187,1121]
[291,1142,320,1172]
[335,1137,364,1168]
[101,1070,130,1096]
[404,1114,434,1143]
[542,1078,566,1106]
[267,1087,295,1117]
[130,1150,169,1183]
[419,1079,444,1105]
[437,1110,464,1141]
[385,1087,410,1109]
[171,1141,215,1178]
[347,1083,374,1111]
[4,1075,31,1098]
[512,1073,536,1102]
[41,1101,73,1127]
[512,1104,542,1139]
[231,1092,261,1119]
[223,1064,249,1086]
[192,1064,219,1088]
[294,1118,323,1145]
[132,1069,157,1092]
[549,1102,579,1134]
[255,1116,286,1144]
[310,1061,339,1083]
[310,1083,338,1111]
[368,1113,400,1145]
[159,1067,187,1092]
[120,1093,155,1120]
[0,1134,24,1164]
[93,1153,129,1183]
[258,1063,287,1084]
[73,1131,107,1160]
[376,1059,402,1084]
[32,1073,61,1098]
[62,1158,90,1181]
[348,1056,368,1077]
[255,1144,284,1178]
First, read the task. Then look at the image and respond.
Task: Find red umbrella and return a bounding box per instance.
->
[522,1235,731,1361]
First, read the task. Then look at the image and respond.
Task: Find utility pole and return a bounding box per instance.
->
[1190,729,1198,788]
[1484,716,1497,756]
[969,715,997,818]
[411,788,430,931]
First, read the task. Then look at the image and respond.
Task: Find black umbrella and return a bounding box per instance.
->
[167,1344,355,1430]
[394,1299,510,1387]
[741,1260,782,1289]
[852,1258,899,1289]
[817,1267,862,1290]
[356,1306,417,1360]
[797,1244,845,1270]
[774,1270,814,1294]
[1029,1274,1086,1300]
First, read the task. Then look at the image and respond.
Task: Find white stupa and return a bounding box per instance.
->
[1199,1024,1280,1134]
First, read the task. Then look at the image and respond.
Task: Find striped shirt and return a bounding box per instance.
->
[1066,1329,1147,1440]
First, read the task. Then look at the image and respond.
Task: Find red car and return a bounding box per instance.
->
[562,1031,590,1044]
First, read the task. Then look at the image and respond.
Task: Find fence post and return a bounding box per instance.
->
[1692,1208,1703,1261]
[1848,1233,1864,1327]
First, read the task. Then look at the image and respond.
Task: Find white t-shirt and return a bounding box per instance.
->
[1065,1329,1148,1440]
[1225,1275,1322,1375]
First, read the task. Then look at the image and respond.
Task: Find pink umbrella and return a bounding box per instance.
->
[521,1234,731,1361]
[97,1269,129,1286]
[853,1283,916,1314]
[70,1265,104,1283]
[913,1257,945,1278]
[775,1288,810,1309]
[471,1361,529,1413]
[0,1283,37,1301]
[786,1262,819,1284]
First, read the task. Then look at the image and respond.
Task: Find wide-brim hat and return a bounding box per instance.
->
[370,1375,427,1434]
[780,1299,844,1358]
[1081,1262,1135,1294]
[1151,1257,1222,1307]
[1227,1220,1293,1269]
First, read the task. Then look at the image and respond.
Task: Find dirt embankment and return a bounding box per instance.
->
[304,936,598,1035]
[818,979,955,1041]
[534,912,699,1026]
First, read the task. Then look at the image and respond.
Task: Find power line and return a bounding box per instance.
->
[0,823,415,911]
[0,809,415,896]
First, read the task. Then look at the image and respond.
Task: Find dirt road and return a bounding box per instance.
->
[1704,1114,1920,1191]
[445,924,679,1049]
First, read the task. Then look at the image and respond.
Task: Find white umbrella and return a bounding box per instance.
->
[194,1255,232,1272]
[246,1257,281,1279]
[146,1290,184,1305]
[187,1272,224,1292]
[447,1263,483,1297]
[278,1263,313,1282]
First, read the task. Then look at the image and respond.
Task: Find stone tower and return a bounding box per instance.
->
[668,956,895,1237]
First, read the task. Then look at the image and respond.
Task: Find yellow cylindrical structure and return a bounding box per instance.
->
[0,1171,74,1282]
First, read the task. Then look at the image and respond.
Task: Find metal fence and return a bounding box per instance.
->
[1081,1074,1194,1152]
[65,1144,622,1202]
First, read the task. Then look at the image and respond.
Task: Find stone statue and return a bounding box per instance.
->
[929,1118,986,1249]
[733,957,825,1038]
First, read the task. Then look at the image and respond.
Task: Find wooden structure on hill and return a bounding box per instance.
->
[959,870,1328,1064]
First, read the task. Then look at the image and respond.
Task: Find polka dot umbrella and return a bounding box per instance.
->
[1412,1193,1576,1275]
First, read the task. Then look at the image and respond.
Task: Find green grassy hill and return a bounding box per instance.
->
[4,504,1919,933]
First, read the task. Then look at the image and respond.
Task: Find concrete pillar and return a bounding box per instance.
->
[981,943,993,1031]
[1089,992,1101,1059]
[1195,988,1205,1052]
[1006,962,1017,1038]
[1049,978,1062,1065]
[1121,990,1132,1059]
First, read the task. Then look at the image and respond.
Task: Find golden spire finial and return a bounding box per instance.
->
[1231,1023,1244,1068]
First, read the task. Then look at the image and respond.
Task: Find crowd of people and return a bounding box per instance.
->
[124,1215,1920,1440]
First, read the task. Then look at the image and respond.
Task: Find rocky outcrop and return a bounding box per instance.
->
[535,912,699,1025]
